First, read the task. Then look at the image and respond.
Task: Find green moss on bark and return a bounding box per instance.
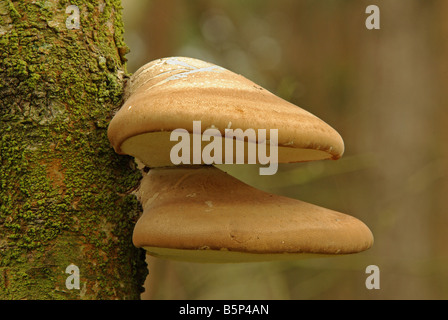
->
[0,0,147,299]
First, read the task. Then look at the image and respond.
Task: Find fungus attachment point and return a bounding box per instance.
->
[107,56,373,263]
[133,166,373,263]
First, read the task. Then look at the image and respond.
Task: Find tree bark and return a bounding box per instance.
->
[0,0,147,299]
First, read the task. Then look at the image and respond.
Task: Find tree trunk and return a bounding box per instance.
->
[0,0,147,299]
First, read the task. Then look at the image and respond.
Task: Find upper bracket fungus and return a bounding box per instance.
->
[107,56,373,263]
[108,57,344,168]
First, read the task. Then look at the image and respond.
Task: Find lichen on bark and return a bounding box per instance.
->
[0,0,147,299]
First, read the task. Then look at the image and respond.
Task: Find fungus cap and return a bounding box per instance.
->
[107,57,344,167]
[133,166,374,263]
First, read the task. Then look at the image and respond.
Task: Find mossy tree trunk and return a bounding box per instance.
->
[0,0,147,299]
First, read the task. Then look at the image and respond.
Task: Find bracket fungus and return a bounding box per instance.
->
[107,56,373,263]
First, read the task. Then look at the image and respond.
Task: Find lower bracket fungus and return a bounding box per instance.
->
[133,166,373,263]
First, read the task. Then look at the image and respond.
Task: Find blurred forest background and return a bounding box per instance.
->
[121,0,448,299]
